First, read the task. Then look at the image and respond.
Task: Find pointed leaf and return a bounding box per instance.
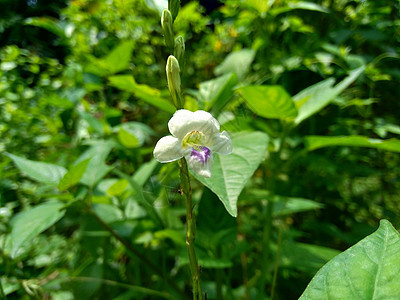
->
[5,153,66,185]
[198,73,238,112]
[238,85,297,119]
[294,66,364,125]
[215,49,256,80]
[194,132,269,217]
[300,220,400,299]
[10,201,66,257]
[305,135,400,153]
[108,75,175,113]
[58,158,90,191]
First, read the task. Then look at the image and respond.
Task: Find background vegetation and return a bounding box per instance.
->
[1,0,400,299]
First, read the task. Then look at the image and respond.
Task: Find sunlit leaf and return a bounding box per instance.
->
[294,66,364,125]
[274,197,324,216]
[109,75,175,113]
[305,135,400,153]
[214,49,256,81]
[5,153,66,185]
[198,73,238,113]
[10,201,66,257]
[85,41,135,76]
[280,242,341,272]
[194,132,269,217]
[238,85,298,119]
[58,158,90,191]
[271,2,329,15]
[300,220,400,299]
[77,140,115,187]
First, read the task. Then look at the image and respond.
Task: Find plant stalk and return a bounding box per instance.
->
[179,157,203,300]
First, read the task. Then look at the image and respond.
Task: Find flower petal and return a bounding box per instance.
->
[168,109,220,139]
[153,136,183,163]
[210,131,233,155]
[185,146,213,178]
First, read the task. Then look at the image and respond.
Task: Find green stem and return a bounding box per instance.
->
[0,278,6,299]
[89,208,188,299]
[179,158,203,300]
[270,223,283,300]
[60,276,171,299]
[256,123,290,299]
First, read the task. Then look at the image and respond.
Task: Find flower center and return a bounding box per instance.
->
[182,130,203,150]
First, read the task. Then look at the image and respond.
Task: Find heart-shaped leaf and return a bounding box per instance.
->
[300,220,400,299]
[238,85,297,119]
[5,153,66,185]
[193,131,269,217]
[10,201,66,257]
[305,135,400,153]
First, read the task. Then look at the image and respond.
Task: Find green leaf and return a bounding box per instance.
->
[93,203,123,224]
[238,85,298,119]
[300,220,400,299]
[79,111,105,134]
[5,153,67,185]
[214,49,256,81]
[273,197,324,216]
[194,132,269,217]
[10,201,66,257]
[305,135,400,153]
[280,242,341,273]
[77,140,115,187]
[24,17,66,40]
[85,41,135,76]
[118,127,140,148]
[58,159,90,191]
[294,66,364,125]
[198,73,238,113]
[115,122,154,148]
[132,159,158,186]
[271,2,329,15]
[108,75,175,113]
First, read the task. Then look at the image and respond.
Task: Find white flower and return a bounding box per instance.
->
[154,109,233,178]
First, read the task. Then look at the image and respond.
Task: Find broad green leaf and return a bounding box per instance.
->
[85,41,135,76]
[77,140,115,187]
[305,135,400,153]
[214,49,256,81]
[93,203,123,224]
[79,111,105,134]
[198,73,238,113]
[280,242,341,272]
[274,197,324,216]
[194,132,269,217]
[24,17,66,40]
[5,153,67,185]
[237,85,297,119]
[10,201,66,257]
[300,220,400,299]
[58,159,90,191]
[144,0,167,15]
[108,75,175,113]
[294,66,364,125]
[118,127,140,148]
[271,2,329,15]
[132,159,158,186]
[115,121,153,148]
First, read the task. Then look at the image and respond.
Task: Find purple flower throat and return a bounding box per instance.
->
[190,146,211,164]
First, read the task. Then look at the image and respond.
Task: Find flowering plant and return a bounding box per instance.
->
[154,109,232,178]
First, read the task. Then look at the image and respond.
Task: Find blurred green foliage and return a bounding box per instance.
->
[1,0,400,299]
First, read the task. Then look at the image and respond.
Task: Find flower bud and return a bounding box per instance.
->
[174,35,185,70]
[168,0,180,20]
[161,9,174,50]
[166,55,183,108]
